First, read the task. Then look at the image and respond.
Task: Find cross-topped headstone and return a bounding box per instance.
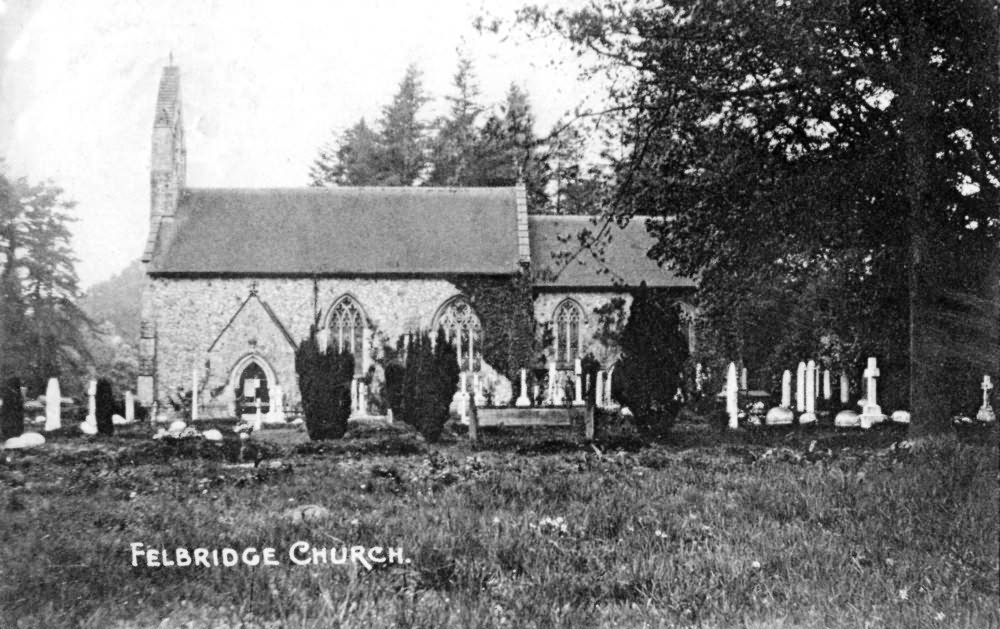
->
[977,375,995,422]
[860,357,884,426]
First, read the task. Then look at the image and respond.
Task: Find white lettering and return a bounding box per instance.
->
[242,548,260,566]
[288,541,311,565]
[130,542,145,567]
[175,548,191,567]
[194,548,210,567]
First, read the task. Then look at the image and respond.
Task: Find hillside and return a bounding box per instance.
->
[80,259,143,342]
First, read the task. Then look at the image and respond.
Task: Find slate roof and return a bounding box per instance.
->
[529,215,694,289]
[149,187,523,276]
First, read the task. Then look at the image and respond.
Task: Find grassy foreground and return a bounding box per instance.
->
[0,420,997,629]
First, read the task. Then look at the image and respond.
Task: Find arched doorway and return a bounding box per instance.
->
[232,358,272,417]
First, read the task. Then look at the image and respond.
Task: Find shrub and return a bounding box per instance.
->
[95,378,115,436]
[295,330,354,440]
[397,329,460,442]
[614,282,690,436]
[1,377,24,440]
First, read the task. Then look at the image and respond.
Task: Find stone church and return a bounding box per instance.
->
[137,64,695,419]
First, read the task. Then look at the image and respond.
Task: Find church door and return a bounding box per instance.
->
[236,362,270,417]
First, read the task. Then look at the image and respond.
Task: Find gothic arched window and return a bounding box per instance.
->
[554,299,584,366]
[328,296,366,374]
[435,296,482,372]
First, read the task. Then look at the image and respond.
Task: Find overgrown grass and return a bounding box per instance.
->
[0,420,996,628]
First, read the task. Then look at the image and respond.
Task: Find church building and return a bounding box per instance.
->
[137,64,695,419]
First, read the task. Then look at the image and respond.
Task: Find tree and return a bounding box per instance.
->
[614,284,690,436]
[427,55,486,186]
[517,0,999,432]
[294,330,353,440]
[95,377,114,436]
[0,171,92,394]
[309,118,384,186]
[0,377,24,440]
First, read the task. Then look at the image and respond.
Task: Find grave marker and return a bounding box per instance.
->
[86,379,97,426]
[840,372,850,405]
[515,369,531,407]
[859,357,885,427]
[795,362,806,412]
[822,370,832,401]
[573,358,584,406]
[781,370,792,408]
[726,362,739,429]
[125,391,134,423]
[44,378,60,431]
[547,362,557,406]
[977,375,995,422]
[596,370,605,407]
[800,360,817,424]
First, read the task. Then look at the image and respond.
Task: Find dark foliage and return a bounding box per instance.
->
[383,361,406,415]
[95,378,114,436]
[614,284,691,436]
[294,331,354,440]
[1,376,24,440]
[397,329,461,443]
[450,273,535,392]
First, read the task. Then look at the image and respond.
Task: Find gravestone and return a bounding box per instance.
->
[839,372,849,405]
[515,369,531,407]
[473,373,486,408]
[726,362,739,429]
[547,362,557,406]
[800,360,817,424]
[976,375,995,422]
[795,362,806,413]
[822,370,832,401]
[695,362,704,394]
[835,409,860,428]
[596,370,605,407]
[573,358,584,406]
[740,367,748,391]
[859,357,885,427]
[125,391,134,423]
[457,373,469,422]
[266,385,285,423]
[781,370,792,408]
[44,378,60,431]
[252,399,263,432]
[85,379,97,426]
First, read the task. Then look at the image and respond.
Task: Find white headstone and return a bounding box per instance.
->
[547,362,557,406]
[822,370,832,400]
[191,368,199,421]
[252,399,263,432]
[596,370,605,407]
[45,378,61,431]
[695,363,703,393]
[125,391,134,423]
[203,429,223,441]
[266,385,285,423]
[860,357,884,425]
[726,362,739,429]
[515,369,531,407]
[740,367,748,391]
[835,409,860,428]
[457,372,469,422]
[79,421,97,435]
[977,375,995,422]
[795,362,805,412]
[840,372,850,405]
[780,370,791,408]
[573,358,584,406]
[800,360,817,424]
[86,379,97,425]
[605,368,613,407]
[473,373,486,408]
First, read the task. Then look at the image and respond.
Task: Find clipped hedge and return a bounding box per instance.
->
[396,328,460,443]
[96,378,115,436]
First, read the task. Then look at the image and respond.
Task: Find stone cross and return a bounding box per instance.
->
[515,369,531,407]
[780,370,791,408]
[191,367,199,421]
[125,391,134,423]
[573,358,584,406]
[547,361,557,406]
[726,362,739,429]
[859,357,884,426]
[840,372,849,405]
[45,378,61,431]
[977,375,996,422]
[822,370,832,400]
[596,370,605,407]
[358,382,368,416]
[252,398,263,432]
[795,362,805,412]
[86,379,97,426]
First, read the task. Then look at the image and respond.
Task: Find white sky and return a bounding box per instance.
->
[0,0,602,288]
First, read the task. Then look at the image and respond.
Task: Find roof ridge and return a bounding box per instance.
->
[183,186,517,194]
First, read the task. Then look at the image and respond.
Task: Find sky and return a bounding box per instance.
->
[0,0,603,289]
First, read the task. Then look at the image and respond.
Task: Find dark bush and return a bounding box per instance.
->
[397,329,460,443]
[295,330,354,440]
[95,378,115,436]
[1,377,24,440]
[383,361,406,416]
[614,282,690,437]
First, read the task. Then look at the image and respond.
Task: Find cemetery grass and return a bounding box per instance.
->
[1,420,997,629]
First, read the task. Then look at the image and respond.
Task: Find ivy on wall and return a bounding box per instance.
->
[448,270,536,386]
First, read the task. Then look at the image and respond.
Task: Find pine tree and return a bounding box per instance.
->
[378,64,431,186]
[0,377,24,440]
[309,118,383,186]
[427,56,485,186]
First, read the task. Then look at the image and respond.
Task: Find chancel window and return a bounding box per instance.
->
[554,300,584,365]
[328,296,365,374]
[436,296,482,372]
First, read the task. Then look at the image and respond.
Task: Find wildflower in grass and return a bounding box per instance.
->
[533,516,570,536]
[751,560,761,570]
[898,587,909,601]
[935,612,945,622]
[654,529,667,539]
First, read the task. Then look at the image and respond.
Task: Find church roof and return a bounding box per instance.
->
[529,215,695,289]
[149,187,523,276]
